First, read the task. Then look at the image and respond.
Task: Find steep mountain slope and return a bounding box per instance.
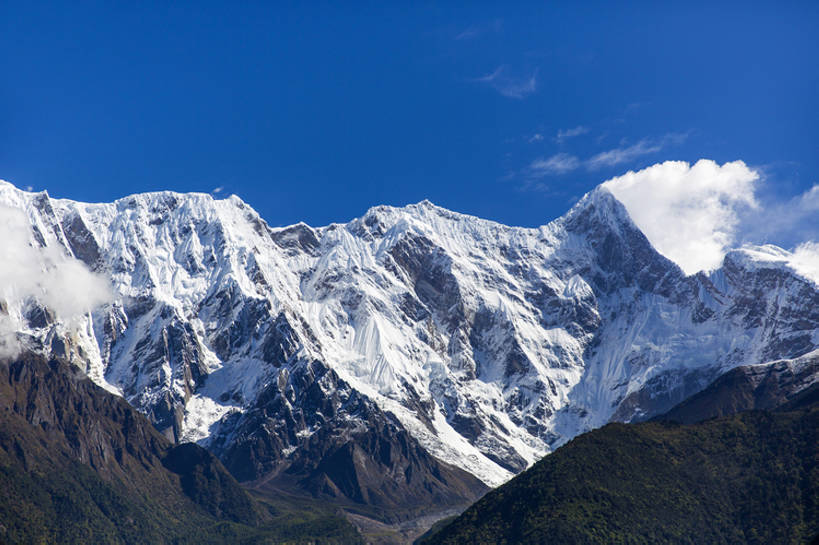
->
[0,352,364,544]
[418,398,819,545]
[659,349,819,424]
[0,179,816,499]
[214,360,488,517]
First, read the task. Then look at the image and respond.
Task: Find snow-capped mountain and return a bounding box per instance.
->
[1,180,816,492]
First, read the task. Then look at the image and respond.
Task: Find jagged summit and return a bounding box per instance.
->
[354,198,536,239]
[354,190,635,237]
[1,179,816,502]
[719,244,818,285]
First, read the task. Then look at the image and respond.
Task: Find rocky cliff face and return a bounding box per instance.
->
[210,358,488,515]
[1,180,816,496]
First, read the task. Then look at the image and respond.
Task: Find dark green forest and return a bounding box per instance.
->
[420,392,819,544]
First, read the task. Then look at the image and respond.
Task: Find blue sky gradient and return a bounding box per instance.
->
[2,2,817,235]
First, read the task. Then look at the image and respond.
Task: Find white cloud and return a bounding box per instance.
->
[602,159,759,274]
[0,205,112,359]
[474,66,537,99]
[528,133,544,143]
[528,153,580,177]
[212,186,224,194]
[555,126,589,143]
[789,241,819,284]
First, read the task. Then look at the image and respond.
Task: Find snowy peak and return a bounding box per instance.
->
[562,187,635,230]
[721,244,819,286]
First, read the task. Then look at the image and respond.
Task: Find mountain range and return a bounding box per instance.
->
[0,179,817,530]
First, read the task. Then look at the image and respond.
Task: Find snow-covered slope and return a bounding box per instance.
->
[1,180,816,490]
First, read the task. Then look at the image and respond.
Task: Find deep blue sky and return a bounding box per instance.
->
[2,2,817,229]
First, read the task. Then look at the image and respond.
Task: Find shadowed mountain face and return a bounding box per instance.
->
[0,353,363,544]
[2,180,817,504]
[419,396,819,545]
[211,360,489,517]
[658,350,819,425]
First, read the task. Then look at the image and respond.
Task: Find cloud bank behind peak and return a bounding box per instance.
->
[602,159,759,275]
[601,159,819,282]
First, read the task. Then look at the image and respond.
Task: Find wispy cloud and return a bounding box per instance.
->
[474,66,503,83]
[527,153,580,178]
[512,132,689,185]
[501,72,537,99]
[212,186,224,194]
[474,66,538,99]
[555,126,589,143]
[741,182,819,248]
[454,19,503,41]
[790,241,819,284]
[0,204,113,358]
[586,133,688,170]
[455,27,480,41]
[587,139,664,170]
[798,184,819,212]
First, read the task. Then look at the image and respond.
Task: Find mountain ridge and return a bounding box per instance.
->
[1,180,816,505]
[656,350,819,425]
